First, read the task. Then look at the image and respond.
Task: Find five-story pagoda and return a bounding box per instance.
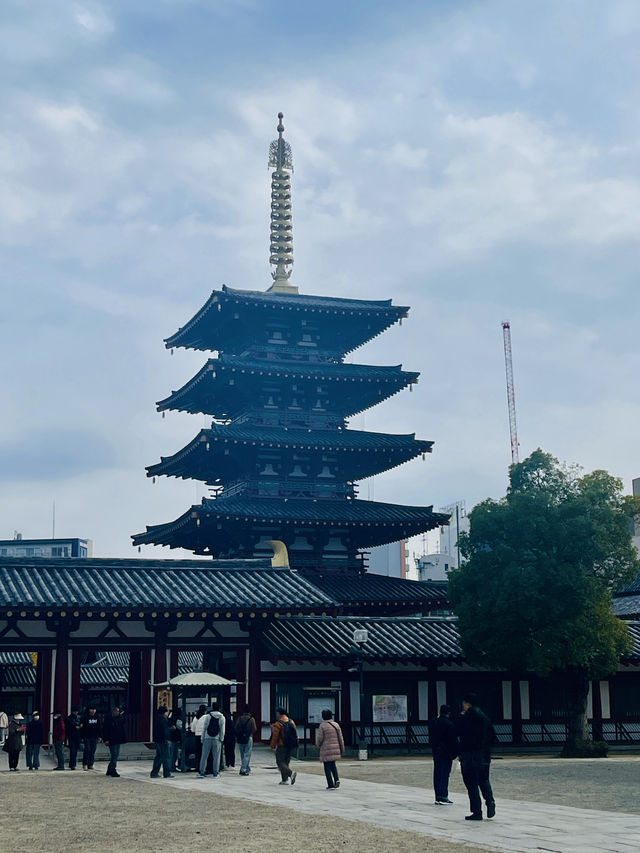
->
[133,115,448,573]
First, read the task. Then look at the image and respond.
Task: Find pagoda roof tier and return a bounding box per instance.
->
[165,286,409,355]
[146,425,434,484]
[131,497,450,552]
[156,357,419,418]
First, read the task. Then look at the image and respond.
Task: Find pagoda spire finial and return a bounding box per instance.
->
[267,112,298,294]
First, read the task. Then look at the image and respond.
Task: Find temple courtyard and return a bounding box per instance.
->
[1,748,639,852]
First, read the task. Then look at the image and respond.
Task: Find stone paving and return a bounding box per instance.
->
[114,754,640,853]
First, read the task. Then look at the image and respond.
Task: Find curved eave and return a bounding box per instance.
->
[156,360,420,417]
[164,287,409,355]
[146,429,434,483]
[132,500,449,550]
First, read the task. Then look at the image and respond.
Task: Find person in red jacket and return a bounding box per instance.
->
[53,712,66,770]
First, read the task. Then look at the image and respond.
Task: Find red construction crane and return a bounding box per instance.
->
[501,321,520,464]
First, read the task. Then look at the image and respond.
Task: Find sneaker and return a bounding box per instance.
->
[197,773,206,778]
[53,767,65,771]
[335,780,340,788]
[435,800,444,805]
[150,773,160,778]
[291,771,297,786]
[82,766,88,771]
[163,774,173,778]
[441,798,453,804]
[465,814,483,821]
[278,780,289,785]
[326,786,336,790]
[487,802,496,819]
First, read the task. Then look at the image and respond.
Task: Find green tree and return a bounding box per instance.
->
[448,449,640,753]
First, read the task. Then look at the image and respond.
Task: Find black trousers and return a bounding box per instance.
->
[68,738,80,769]
[323,760,339,788]
[433,754,453,800]
[460,750,494,816]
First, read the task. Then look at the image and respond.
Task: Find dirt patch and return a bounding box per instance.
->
[0,770,492,853]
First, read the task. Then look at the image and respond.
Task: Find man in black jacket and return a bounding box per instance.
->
[428,704,458,804]
[25,711,44,770]
[81,705,101,770]
[456,692,496,821]
[150,706,173,779]
[102,706,127,777]
[65,707,83,770]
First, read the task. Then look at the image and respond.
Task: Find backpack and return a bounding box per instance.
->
[235,716,251,745]
[207,714,220,737]
[282,719,299,750]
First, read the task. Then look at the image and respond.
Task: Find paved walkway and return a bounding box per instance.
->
[113,756,640,853]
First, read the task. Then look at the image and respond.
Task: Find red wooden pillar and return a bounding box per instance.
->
[53,643,70,718]
[36,650,53,741]
[236,647,248,710]
[69,650,82,712]
[248,631,262,738]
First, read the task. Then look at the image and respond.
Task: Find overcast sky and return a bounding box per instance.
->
[1,0,639,560]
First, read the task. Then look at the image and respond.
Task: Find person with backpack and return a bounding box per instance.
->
[197,702,225,778]
[269,707,298,785]
[315,709,344,790]
[456,692,496,821]
[234,704,257,776]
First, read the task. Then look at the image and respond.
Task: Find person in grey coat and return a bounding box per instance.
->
[198,702,225,778]
[315,709,344,790]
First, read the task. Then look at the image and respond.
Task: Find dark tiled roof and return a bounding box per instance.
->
[0,558,333,609]
[614,595,640,618]
[618,571,640,594]
[147,425,433,483]
[165,287,408,354]
[156,357,419,418]
[0,651,33,665]
[262,615,462,663]
[81,664,129,687]
[1,664,36,688]
[622,622,640,662]
[133,498,449,550]
[311,574,449,606]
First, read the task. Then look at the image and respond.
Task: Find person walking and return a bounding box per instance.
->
[65,707,83,770]
[25,711,44,770]
[315,709,344,790]
[52,711,66,770]
[198,702,225,778]
[456,692,496,821]
[4,713,25,770]
[102,706,127,777]
[81,705,101,770]
[235,704,257,776]
[428,704,459,805]
[269,707,298,786]
[150,706,173,779]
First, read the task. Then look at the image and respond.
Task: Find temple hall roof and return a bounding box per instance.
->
[156,357,419,418]
[146,425,433,484]
[310,574,449,609]
[261,615,462,664]
[0,558,333,610]
[165,286,409,355]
